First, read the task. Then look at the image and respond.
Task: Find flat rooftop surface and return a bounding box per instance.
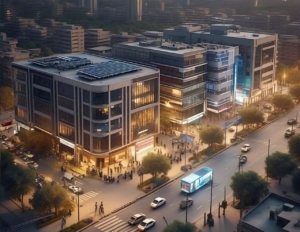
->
[193,30,272,39]
[241,194,300,232]
[13,53,158,86]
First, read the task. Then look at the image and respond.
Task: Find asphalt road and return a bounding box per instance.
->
[84,107,300,232]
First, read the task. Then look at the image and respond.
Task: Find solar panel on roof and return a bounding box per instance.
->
[77,61,141,81]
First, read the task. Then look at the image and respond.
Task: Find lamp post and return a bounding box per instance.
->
[282,71,286,93]
[266,139,270,182]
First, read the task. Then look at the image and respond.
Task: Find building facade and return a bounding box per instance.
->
[84,29,112,48]
[278,35,300,65]
[164,24,278,105]
[113,40,207,128]
[12,54,160,169]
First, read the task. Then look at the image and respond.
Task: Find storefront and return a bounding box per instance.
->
[135,136,154,161]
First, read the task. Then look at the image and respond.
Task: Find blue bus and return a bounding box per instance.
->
[181,166,213,193]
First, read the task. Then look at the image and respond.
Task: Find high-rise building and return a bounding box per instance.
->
[126,0,143,21]
[81,0,98,15]
[113,40,207,128]
[12,54,160,168]
[84,29,113,48]
[278,35,300,65]
[164,24,278,105]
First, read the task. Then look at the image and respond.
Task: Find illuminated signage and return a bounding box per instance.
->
[59,138,75,149]
[136,136,154,153]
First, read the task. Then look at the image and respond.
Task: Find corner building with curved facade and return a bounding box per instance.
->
[12,53,160,168]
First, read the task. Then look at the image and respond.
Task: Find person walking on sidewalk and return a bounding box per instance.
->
[95,202,98,212]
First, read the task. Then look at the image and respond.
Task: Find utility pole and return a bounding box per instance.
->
[207,179,214,227]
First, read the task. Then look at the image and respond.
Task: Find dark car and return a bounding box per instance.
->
[128,213,146,225]
[285,128,295,138]
[180,197,194,209]
[239,155,247,164]
[287,118,297,125]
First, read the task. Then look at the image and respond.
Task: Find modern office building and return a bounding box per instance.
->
[126,0,143,21]
[12,54,160,168]
[278,35,300,65]
[197,43,239,114]
[84,29,112,48]
[237,193,300,232]
[113,40,207,128]
[164,24,278,105]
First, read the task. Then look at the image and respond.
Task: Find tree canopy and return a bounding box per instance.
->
[272,93,294,111]
[0,86,14,111]
[163,220,200,232]
[200,125,224,147]
[0,149,15,174]
[265,151,297,184]
[2,165,35,212]
[230,170,269,206]
[288,134,300,161]
[289,84,300,102]
[238,107,264,126]
[142,152,171,178]
[285,69,300,84]
[160,110,172,131]
[30,182,75,216]
[292,169,300,194]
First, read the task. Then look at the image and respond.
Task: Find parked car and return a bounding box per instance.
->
[263,103,272,109]
[25,160,35,165]
[8,146,16,152]
[28,162,39,169]
[25,153,34,158]
[150,197,166,209]
[179,197,194,209]
[128,213,146,225]
[285,128,295,138]
[287,118,297,125]
[138,218,155,231]
[241,144,251,152]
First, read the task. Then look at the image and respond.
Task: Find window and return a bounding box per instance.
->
[83,133,90,150]
[15,69,26,81]
[58,82,74,99]
[33,74,52,88]
[34,98,51,115]
[58,96,74,110]
[131,79,158,109]
[16,107,27,121]
[83,104,90,117]
[255,45,262,68]
[59,123,75,141]
[111,88,122,102]
[33,88,50,102]
[111,103,122,117]
[92,92,108,105]
[92,107,109,120]
[111,118,122,130]
[34,113,52,132]
[93,136,109,152]
[59,110,74,126]
[83,90,90,103]
[16,83,26,94]
[93,122,109,133]
[83,119,90,131]
[111,132,122,149]
[17,94,27,107]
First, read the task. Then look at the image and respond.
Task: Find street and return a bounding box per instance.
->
[83,107,299,232]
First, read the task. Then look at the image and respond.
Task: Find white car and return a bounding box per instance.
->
[128,213,146,225]
[150,197,166,209]
[68,185,83,194]
[28,162,39,169]
[26,153,34,158]
[241,144,251,152]
[138,218,155,231]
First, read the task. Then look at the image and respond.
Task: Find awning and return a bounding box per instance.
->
[178,134,194,143]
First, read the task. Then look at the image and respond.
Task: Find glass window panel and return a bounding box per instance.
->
[111,118,122,131]
[110,88,122,102]
[93,136,109,152]
[59,123,75,141]
[92,92,108,105]
[59,110,74,126]
[92,107,109,120]
[83,104,90,118]
[83,90,90,103]
[93,122,109,133]
[111,131,122,149]
[111,103,122,117]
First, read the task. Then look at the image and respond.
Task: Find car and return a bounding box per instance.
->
[287,118,297,125]
[138,218,155,231]
[68,185,83,194]
[285,128,295,138]
[25,153,34,158]
[150,197,166,209]
[179,197,194,209]
[35,175,45,183]
[263,103,272,109]
[8,146,16,152]
[25,160,35,165]
[239,155,248,164]
[241,144,251,152]
[128,213,146,225]
[228,128,235,133]
[28,162,39,169]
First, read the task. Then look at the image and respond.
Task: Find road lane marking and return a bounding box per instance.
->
[169,204,173,207]
[179,211,184,215]
[197,205,203,209]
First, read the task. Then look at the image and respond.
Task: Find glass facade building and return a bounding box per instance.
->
[12,54,160,169]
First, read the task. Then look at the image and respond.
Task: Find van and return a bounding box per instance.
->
[63,172,74,181]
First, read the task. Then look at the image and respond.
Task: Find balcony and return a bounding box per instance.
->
[207,69,233,80]
[207,80,232,91]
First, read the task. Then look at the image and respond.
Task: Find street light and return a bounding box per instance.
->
[282,71,286,93]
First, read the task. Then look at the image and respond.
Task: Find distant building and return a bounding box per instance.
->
[238,193,300,232]
[164,24,278,105]
[278,35,300,65]
[283,22,300,38]
[84,29,112,48]
[86,46,112,56]
[12,54,160,168]
[126,0,143,21]
[110,32,143,46]
[80,0,98,15]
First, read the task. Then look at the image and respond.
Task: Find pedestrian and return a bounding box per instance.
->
[114,166,116,172]
[117,176,119,183]
[117,166,119,173]
[95,202,98,212]
[69,208,72,216]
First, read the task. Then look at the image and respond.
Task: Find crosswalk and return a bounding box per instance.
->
[78,191,99,203]
[94,216,138,232]
[74,180,84,186]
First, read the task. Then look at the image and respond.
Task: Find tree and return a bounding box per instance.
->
[288,134,300,161]
[272,93,294,111]
[0,86,14,111]
[163,220,200,232]
[2,165,35,212]
[230,171,269,206]
[289,84,300,102]
[286,69,300,84]
[30,183,75,216]
[41,47,53,56]
[160,110,172,131]
[276,62,288,83]
[265,152,297,184]
[0,149,14,174]
[292,169,300,193]
[142,152,171,178]
[238,107,264,127]
[200,125,224,147]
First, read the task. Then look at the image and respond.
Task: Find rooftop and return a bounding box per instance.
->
[13,53,157,86]
[240,193,300,232]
